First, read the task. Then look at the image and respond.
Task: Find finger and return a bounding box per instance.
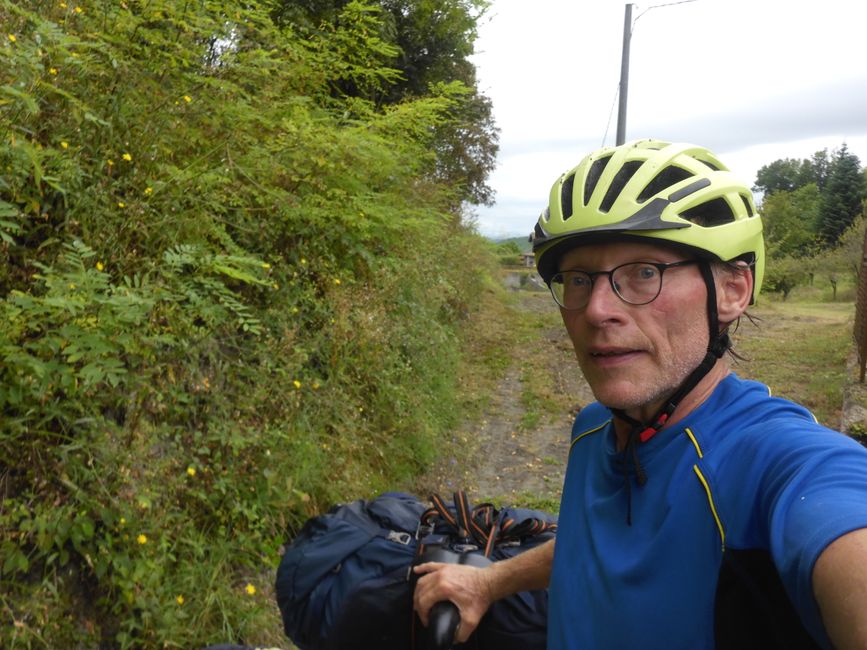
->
[412,561,444,575]
[413,591,431,626]
[456,620,472,644]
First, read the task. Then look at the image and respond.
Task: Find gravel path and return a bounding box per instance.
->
[415,290,595,507]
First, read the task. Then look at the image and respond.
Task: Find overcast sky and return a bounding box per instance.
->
[470,0,867,238]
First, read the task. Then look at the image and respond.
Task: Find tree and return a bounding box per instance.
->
[762,255,809,301]
[753,158,806,196]
[273,0,499,208]
[817,144,865,245]
[803,149,831,192]
[836,213,867,276]
[753,150,830,197]
[760,184,821,258]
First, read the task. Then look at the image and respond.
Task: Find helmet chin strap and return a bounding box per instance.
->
[611,261,729,524]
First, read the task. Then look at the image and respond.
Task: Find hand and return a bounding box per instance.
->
[413,562,494,643]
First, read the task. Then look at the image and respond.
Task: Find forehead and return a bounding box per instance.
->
[558,240,685,270]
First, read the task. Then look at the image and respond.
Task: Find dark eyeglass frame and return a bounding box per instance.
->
[548,260,699,310]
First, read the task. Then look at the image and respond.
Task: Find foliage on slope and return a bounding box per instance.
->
[0,1,498,646]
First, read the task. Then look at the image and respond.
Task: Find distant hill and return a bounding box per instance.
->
[490,235,532,253]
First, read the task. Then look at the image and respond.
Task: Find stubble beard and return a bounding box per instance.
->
[578,338,708,417]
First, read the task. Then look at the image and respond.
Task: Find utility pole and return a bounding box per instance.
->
[614,1,698,145]
[615,3,633,145]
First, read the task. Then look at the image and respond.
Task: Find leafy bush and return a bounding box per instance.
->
[0,1,497,646]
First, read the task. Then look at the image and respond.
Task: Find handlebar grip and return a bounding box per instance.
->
[425,600,460,650]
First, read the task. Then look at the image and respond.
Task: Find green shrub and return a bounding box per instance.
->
[0,0,498,646]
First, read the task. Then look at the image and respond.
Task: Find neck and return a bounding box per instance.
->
[612,359,730,451]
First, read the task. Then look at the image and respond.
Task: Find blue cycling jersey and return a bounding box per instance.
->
[548,373,867,649]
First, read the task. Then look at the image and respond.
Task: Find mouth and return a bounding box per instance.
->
[587,347,643,365]
[590,347,639,357]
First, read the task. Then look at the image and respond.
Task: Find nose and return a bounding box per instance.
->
[582,273,626,324]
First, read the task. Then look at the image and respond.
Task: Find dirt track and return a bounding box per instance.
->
[415,290,595,507]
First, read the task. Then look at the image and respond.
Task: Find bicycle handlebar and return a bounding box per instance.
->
[414,546,492,650]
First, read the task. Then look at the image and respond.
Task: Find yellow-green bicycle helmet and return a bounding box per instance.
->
[532,139,764,302]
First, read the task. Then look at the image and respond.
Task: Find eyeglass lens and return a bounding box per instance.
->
[549,262,673,310]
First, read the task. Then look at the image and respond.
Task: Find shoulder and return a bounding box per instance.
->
[570,402,611,446]
[707,373,817,425]
[692,373,829,453]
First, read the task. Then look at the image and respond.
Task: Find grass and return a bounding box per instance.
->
[513,292,577,431]
[728,298,854,428]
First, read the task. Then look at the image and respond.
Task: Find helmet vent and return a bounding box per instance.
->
[584,155,613,206]
[561,173,576,219]
[740,194,755,217]
[700,159,720,171]
[637,166,694,203]
[679,198,736,227]
[599,160,642,213]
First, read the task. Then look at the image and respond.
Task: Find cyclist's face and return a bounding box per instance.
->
[558,241,709,419]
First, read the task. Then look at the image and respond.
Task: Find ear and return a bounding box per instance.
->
[716,264,753,326]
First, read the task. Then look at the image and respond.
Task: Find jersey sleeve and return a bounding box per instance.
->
[759,424,867,644]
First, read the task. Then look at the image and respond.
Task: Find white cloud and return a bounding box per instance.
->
[471,0,867,237]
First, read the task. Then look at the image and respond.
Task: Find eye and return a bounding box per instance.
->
[635,265,659,281]
[568,273,592,288]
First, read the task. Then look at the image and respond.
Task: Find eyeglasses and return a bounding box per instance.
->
[548,260,699,310]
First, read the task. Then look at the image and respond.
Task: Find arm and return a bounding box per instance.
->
[813,527,867,649]
[413,538,554,643]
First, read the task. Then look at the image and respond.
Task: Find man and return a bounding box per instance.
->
[414,140,867,649]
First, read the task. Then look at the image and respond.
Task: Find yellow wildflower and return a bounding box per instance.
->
[60,2,67,7]
[245,584,256,596]
[8,34,16,43]
[122,152,132,161]
[119,517,126,526]
[176,595,185,605]
[333,278,341,285]
[96,261,104,271]
[261,262,271,269]
[68,283,76,290]
[49,67,58,75]
[183,95,192,103]
[117,201,125,208]
[186,466,196,477]
[144,186,153,196]
[293,380,302,389]
[137,534,147,545]
[300,258,307,265]
[61,141,69,149]
[107,159,114,166]
[74,6,82,13]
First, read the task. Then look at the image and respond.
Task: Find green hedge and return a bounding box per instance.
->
[0,1,495,646]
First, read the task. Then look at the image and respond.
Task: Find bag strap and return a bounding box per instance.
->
[420,491,557,555]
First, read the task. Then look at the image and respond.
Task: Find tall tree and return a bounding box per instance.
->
[803,149,831,192]
[760,184,821,258]
[753,150,829,196]
[273,0,498,208]
[817,144,865,245]
[753,158,807,196]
